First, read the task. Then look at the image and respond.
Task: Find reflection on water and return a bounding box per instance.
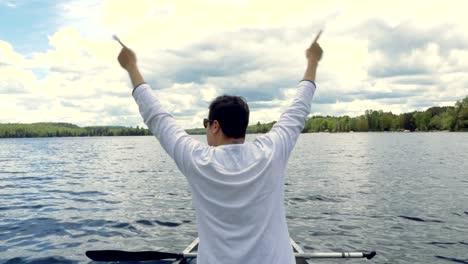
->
[0,133,467,263]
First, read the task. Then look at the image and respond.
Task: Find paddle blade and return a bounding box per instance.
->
[364,251,377,260]
[86,250,182,261]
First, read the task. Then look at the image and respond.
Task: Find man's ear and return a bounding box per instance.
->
[212,120,221,134]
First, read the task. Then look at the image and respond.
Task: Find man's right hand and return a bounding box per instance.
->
[302,31,323,82]
[306,31,323,63]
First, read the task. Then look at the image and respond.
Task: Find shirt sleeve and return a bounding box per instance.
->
[132,84,203,175]
[255,81,316,162]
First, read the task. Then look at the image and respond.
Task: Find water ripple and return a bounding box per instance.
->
[435,256,468,264]
[4,256,77,264]
[0,205,46,211]
[398,215,444,223]
[44,190,105,196]
[1,134,467,263]
[154,220,182,227]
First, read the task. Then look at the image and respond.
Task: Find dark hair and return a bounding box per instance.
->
[208,95,249,138]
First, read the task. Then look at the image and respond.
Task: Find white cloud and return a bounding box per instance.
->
[0,0,467,128]
[1,1,16,8]
[0,40,27,67]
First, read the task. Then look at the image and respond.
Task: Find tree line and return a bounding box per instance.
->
[248,96,468,133]
[0,123,151,138]
[1,96,466,138]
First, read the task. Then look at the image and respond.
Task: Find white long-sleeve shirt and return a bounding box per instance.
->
[133,81,316,264]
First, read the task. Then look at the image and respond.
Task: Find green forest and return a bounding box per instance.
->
[191,96,468,134]
[299,95,468,133]
[1,96,467,138]
[0,123,151,138]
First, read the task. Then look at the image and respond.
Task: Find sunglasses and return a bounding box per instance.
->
[203,118,214,128]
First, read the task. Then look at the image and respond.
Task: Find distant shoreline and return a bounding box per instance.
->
[1,95,467,138]
[0,131,463,140]
[0,123,463,140]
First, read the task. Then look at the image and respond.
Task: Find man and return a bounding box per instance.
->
[117,32,322,264]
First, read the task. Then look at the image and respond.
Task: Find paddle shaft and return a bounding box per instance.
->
[183,252,377,259]
[87,250,376,261]
[296,251,376,259]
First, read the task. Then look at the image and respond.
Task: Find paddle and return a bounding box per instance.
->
[112,34,127,48]
[86,250,376,261]
[297,251,377,259]
[85,250,187,261]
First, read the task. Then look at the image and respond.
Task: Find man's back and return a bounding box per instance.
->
[187,141,293,263]
[132,80,316,263]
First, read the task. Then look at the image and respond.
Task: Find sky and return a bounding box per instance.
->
[1,0,467,128]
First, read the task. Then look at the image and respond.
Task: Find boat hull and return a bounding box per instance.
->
[175,238,310,263]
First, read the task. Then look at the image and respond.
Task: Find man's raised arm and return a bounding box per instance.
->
[261,32,323,160]
[116,44,202,176]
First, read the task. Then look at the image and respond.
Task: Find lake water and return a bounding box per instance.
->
[0,133,467,263]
